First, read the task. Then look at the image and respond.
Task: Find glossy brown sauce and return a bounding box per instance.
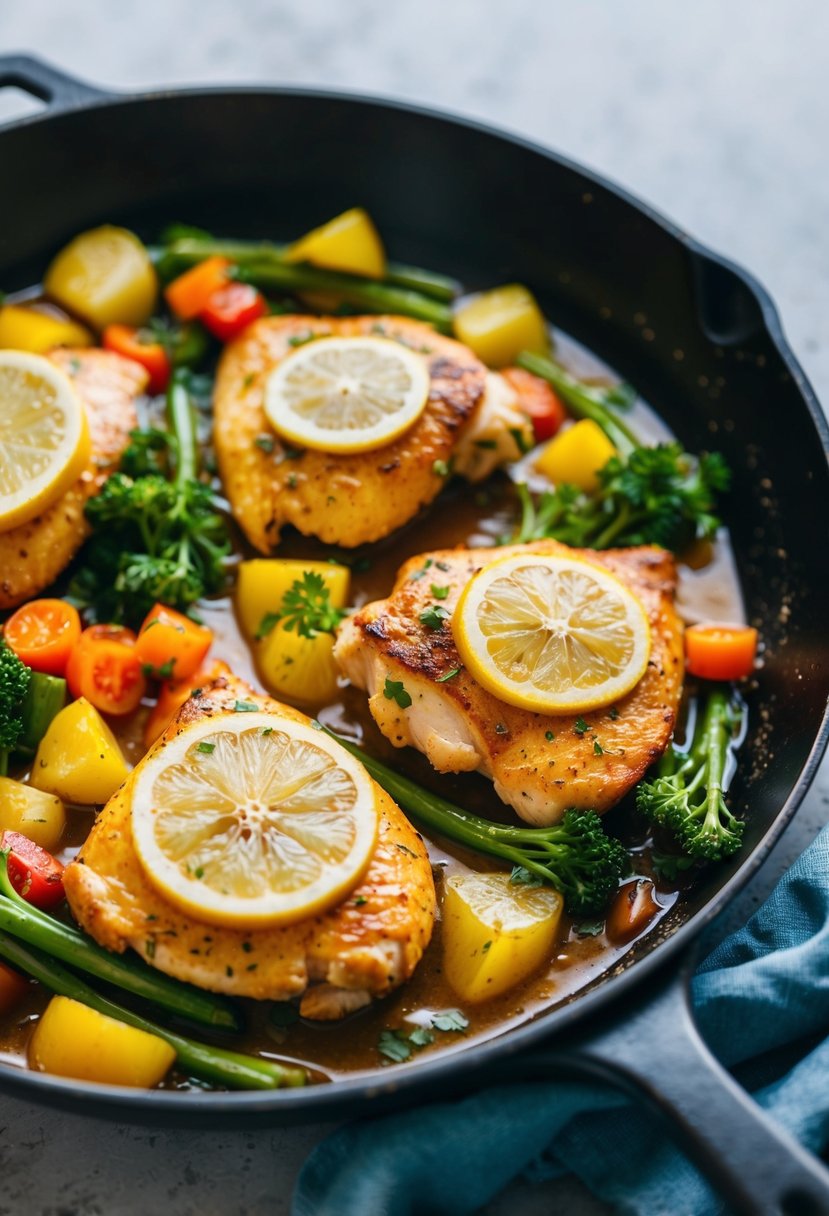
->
[2,328,744,1086]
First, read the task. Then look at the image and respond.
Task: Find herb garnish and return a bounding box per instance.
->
[383,677,412,709]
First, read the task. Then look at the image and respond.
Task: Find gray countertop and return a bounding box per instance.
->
[1,1,828,1211]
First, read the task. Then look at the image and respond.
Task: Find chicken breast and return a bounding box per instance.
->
[0,348,145,609]
[213,315,530,551]
[63,675,436,1019]
[335,540,684,826]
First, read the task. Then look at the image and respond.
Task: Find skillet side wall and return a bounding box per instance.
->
[1,89,828,1114]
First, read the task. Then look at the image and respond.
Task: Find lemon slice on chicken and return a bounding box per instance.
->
[0,351,90,531]
[131,713,378,928]
[453,553,651,714]
[264,335,430,453]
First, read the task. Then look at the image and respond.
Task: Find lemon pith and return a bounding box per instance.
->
[131,712,378,928]
[453,553,652,714]
[0,351,90,532]
[264,335,430,454]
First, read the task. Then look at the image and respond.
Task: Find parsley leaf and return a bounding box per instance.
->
[383,677,412,709]
[419,605,450,630]
[233,700,258,713]
[510,865,543,888]
[430,584,450,600]
[436,667,461,683]
[378,1030,413,1063]
[432,1009,469,1033]
[278,572,348,640]
[574,718,589,736]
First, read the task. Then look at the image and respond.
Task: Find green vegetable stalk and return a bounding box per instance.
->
[152,233,459,302]
[512,351,730,553]
[0,854,240,1031]
[16,673,66,755]
[636,687,745,861]
[324,730,628,916]
[0,931,305,1090]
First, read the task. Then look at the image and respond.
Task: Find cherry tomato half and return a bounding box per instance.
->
[66,626,146,716]
[502,366,567,443]
[200,282,267,343]
[3,599,81,676]
[103,324,171,394]
[2,832,65,910]
[685,623,758,681]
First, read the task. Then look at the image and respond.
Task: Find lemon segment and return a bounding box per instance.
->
[443,872,564,1003]
[264,336,430,454]
[131,712,378,928]
[0,351,90,532]
[453,553,652,714]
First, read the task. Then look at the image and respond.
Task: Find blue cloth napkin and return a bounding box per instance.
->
[292,824,829,1216]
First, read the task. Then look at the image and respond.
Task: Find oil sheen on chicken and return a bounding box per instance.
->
[335,540,685,826]
[63,675,436,1019]
[0,348,145,609]
[212,315,531,551]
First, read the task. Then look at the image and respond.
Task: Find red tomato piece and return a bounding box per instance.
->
[165,256,231,320]
[143,659,231,748]
[135,603,213,682]
[2,832,65,910]
[200,282,267,342]
[502,366,567,443]
[66,626,146,716]
[103,324,171,394]
[3,599,81,676]
[685,624,758,681]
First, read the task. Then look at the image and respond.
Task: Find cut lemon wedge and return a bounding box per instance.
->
[453,553,651,714]
[131,712,378,928]
[0,351,90,531]
[264,335,430,454]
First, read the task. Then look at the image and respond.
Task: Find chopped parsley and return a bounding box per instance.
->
[233,700,258,713]
[383,677,412,709]
[254,434,276,454]
[196,742,216,755]
[430,584,450,600]
[256,571,346,641]
[545,730,555,742]
[574,718,589,736]
[378,1030,414,1063]
[431,1009,469,1033]
[432,459,451,478]
[436,667,461,683]
[575,920,605,937]
[419,605,450,630]
[142,658,176,680]
[510,865,543,889]
[609,707,620,721]
[593,740,605,756]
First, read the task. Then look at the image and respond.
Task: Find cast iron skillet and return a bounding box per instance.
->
[2,54,829,1216]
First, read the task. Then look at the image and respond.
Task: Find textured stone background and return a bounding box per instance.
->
[0,1,827,1211]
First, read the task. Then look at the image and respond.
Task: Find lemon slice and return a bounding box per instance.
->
[131,712,378,928]
[453,553,651,713]
[0,351,90,531]
[264,336,430,454]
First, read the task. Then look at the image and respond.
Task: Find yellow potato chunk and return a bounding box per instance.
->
[29,996,175,1088]
[44,225,158,329]
[30,698,129,805]
[442,872,564,1003]
[257,625,340,705]
[534,418,616,492]
[286,207,386,278]
[454,284,550,368]
[0,305,92,353]
[235,559,350,640]
[0,777,66,851]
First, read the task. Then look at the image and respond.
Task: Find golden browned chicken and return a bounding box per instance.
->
[335,540,684,826]
[63,675,436,1019]
[212,315,531,551]
[0,348,145,609]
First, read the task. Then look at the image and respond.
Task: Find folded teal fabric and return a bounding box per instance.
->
[292,825,829,1216]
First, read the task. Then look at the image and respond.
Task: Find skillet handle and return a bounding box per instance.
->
[504,952,829,1216]
[0,55,110,112]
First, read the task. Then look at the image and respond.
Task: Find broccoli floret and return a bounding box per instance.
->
[0,640,31,777]
[637,688,744,862]
[322,733,629,917]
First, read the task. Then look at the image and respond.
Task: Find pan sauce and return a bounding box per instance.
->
[2,330,744,1085]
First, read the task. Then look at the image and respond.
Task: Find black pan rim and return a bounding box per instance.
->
[1,73,828,1118]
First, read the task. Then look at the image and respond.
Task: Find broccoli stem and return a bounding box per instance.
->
[323,729,626,913]
[0,931,305,1090]
[0,856,241,1032]
[152,237,459,302]
[516,350,639,456]
[166,371,199,486]
[17,674,66,754]
[236,262,453,331]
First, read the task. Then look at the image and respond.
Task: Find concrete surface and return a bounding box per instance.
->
[1,1,828,1212]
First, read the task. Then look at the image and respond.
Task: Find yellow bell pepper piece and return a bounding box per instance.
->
[236,559,351,640]
[29,996,175,1088]
[285,207,387,278]
[442,871,563,1003]
[44,225,158,330]
[0,305,92,353]
[30,698,129,805]
[0,777,65,851]
[257,625,341,705]
[534,418,616,492]
[454,284,550,368]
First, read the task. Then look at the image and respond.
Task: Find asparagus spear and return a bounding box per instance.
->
[0,930,305,1090]
[516,350,639,456]
[152,237,459,302]
[0,855,241,1032]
